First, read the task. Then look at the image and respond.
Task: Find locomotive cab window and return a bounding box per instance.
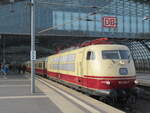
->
[86,51,95,60]
[119,50,130,59]
[102,50,119,59]
[102,50,130,60]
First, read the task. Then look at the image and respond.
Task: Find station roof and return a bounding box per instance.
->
[0,0,24,5]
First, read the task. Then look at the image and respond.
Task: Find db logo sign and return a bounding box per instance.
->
[102,16,117,28]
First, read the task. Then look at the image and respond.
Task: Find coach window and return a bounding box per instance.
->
[39,63,42,68]
[43,62,45,68]
[86,51,95,60]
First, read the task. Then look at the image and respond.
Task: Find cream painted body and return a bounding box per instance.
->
[47,44,136,77]
[85,45,135,76]
[25,57,47,71]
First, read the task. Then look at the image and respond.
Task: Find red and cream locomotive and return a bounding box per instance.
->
[25,38,138,103]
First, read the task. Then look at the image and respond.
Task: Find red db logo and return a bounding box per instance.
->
[102,16,117,28]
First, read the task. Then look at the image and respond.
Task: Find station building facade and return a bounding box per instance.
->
[0,0,150,72]
[0,0,150,38]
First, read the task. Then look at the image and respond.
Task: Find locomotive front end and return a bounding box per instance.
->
[85,45,137,103]
[98,45,137,103]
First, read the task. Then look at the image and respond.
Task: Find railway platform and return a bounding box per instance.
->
[136,73,150,87]
[0,72,62,113]
[0,72,124,113]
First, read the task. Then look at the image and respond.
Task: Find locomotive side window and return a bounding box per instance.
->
[87,51,95,60]
[67,54,75,62]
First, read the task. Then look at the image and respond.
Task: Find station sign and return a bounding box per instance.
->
[102,16,117,28]
[30,50,36,60]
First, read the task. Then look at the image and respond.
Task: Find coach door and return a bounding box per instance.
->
[77,52,83,75]
[43,61,45,74]
[77,52,84,85]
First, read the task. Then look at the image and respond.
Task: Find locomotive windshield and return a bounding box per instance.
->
[102,50,130,60]
[119,50,130,59]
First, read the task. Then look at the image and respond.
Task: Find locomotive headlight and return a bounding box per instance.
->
[134,80,138,84]
[101,81,111,85]
[119,60,125,65]
[105,81,111,85]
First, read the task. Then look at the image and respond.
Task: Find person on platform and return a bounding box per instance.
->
[2,64,9,75]
[1,64,8,79]
[17,65,21,74]
[22,65,26,74]
[0,63,2,75]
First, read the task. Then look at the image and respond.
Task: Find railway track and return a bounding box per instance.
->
[36,75,150,113]
[35,75,124,113]
[110,85,150,113]
[137,85,150,100]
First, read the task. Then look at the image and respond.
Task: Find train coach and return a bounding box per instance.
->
[25,38,138,103]
[25,58,47,77]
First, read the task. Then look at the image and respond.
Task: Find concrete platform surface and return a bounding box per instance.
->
[0,73,62,113]
[0,72,124,113]
[35,76,124,113]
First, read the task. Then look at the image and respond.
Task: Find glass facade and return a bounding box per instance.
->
[37,0,150,37]
[0,0,150,72]
[125,40,150,73]
[0,0,150,38]
[51,1,150,33]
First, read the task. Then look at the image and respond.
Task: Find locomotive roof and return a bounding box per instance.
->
[50,44,129,57]
[86,44,128,48]
[57,38,128,54]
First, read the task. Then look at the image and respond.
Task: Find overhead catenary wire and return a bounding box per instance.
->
[37,2,110,34]
[38,12,99,34]
[37,1,100,9]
